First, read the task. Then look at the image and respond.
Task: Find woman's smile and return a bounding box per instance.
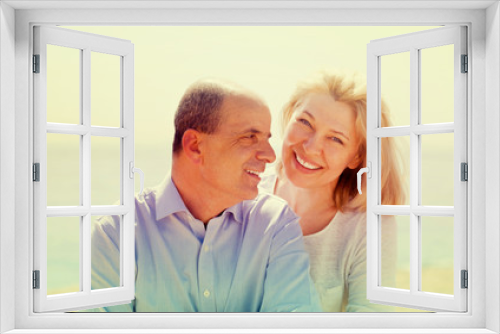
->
[294,152,322,171]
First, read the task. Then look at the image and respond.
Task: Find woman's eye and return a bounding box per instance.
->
[330,137,343,145]
[298,118,311,127]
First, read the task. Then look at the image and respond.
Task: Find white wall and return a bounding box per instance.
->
[486,2,500,333]
[0,2,16,334]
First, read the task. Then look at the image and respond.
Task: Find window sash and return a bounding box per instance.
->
[33,25,136,313]
[366,25,468,312]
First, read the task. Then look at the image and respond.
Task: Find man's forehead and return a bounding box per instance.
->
[221,93,267,110]
[217,107,272,137]
[229,127,272,137]
[220,94,269,117]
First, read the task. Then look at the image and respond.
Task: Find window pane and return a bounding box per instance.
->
[91,52,121,127]
[47,133,80,206]
[380,215,410,291]
[421,133,454,206]
[47,216,80,295]
[380,52,410,127]
[381,136,409,206]
[421,216,454,295]
[91,215,121,290]
[420,44,454,124]
[47,44,80,124]
[91,136,121,205]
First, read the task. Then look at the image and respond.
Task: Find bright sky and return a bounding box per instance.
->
[61,25,442,187]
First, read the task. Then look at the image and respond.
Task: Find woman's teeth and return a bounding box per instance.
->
[296,155,321,170]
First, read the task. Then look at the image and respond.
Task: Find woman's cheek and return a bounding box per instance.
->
[286,126,306,144]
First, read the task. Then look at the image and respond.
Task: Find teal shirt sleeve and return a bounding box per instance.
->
[80,215,135,312]
[259,208,322,312]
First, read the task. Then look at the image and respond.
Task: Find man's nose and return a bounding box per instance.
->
[257,140,277,164]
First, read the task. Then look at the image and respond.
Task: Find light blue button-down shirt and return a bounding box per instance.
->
[88,177,321,312]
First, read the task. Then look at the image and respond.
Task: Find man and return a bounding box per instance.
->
[89,79,321,312]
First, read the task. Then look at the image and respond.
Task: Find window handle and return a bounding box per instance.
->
[129,162,145,195]
[357,161,371,195]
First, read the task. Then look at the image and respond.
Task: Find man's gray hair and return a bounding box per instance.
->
[172,80,233,153]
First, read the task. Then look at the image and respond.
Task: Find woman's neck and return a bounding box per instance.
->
[275,175,338,236]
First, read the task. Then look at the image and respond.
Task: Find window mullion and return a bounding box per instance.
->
[81,47,91,294]
[46,123,130,137]
[46,206,129,216]
[365,49,379,298]
[122,51,135,292]
[409,47,420,295]
[373,205,454,216]
[82,47,91,209]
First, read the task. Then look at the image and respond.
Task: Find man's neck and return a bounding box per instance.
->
[171,165,229,224]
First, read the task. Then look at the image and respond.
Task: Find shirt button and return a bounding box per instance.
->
[204,245,210,252]
[203,289,211,298]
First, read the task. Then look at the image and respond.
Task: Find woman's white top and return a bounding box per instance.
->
[259,174,396,312]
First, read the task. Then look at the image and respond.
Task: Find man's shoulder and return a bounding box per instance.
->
[134,179,171,210]
[132,184,164,225]
[134,186,157,207]
[247,191,291,210]
[239,192,298,225]
[254,192,290,206]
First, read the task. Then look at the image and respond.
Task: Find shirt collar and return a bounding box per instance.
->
[155,175,245,224]
[222,202,244,224]
[155,176,191,221]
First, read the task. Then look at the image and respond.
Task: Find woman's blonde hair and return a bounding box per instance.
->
[277,72,407,212]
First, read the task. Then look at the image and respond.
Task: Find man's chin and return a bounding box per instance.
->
[239,188,259,202]
[221,190,258,209]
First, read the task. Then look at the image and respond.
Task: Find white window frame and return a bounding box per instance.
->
[366,26,468,312]
[33,25,136,312]
[0,1,499,333]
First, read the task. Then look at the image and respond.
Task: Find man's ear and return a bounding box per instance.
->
[182,129,203,164]
[347,154,362,170]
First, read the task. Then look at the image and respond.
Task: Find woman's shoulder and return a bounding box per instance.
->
[331,208,368,242]
[337,208,366,226]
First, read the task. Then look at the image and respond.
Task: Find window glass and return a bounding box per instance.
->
[421,45,454,124]
[91,52,121,127]
[47,44,81,124]
[421,216,454,295]
[47,133,80,206]
[380,215,410,291]
[91,136,121,205]
[47,216,80,295]
[380,52,410,127]
[421,133,454,206]
[381,136,410,206]
[91,215,121,290]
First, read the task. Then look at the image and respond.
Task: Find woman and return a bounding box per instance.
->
[259,72,407,312]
